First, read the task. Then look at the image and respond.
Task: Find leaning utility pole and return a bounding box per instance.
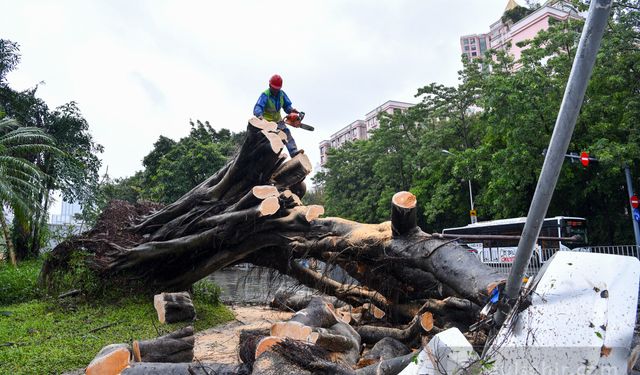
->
[502,0,613,311]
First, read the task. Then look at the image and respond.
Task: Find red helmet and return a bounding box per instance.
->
[269,74,283,90]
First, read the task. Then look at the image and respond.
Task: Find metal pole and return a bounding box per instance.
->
[503,0,612,302]
[624,165,640,247]
[468,179,474,210]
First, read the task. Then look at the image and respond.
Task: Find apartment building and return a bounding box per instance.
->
[461,0,583,67]
[460,33,491,61]
[319,100,414,166]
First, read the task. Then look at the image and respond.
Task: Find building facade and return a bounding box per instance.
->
[319,100,414,166]
[461,0,583,67]
[460,33,491,61]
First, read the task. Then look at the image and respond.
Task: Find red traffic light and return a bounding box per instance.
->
[580,151,589,167]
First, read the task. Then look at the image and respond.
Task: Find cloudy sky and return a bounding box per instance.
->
[1,0,510,187]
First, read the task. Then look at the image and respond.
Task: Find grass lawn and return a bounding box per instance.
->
[0,259,234,374]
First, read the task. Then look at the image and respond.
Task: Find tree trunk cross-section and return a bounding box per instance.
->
[43,117,506,327]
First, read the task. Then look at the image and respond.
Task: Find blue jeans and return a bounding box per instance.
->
[277,121,299,156]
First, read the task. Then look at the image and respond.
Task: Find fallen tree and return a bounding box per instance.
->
[42,117,504,330]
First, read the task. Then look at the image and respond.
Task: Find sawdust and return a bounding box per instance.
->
[194,305,293,364]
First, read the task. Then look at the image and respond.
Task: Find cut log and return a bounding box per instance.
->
[270,152,312,188]
[270,321,313,341]
[288,296,343,328]
[292,205,325,222]
[391,191,417,237]
[154,292,196,324]
[357,337,410,368]
[231,185,279,211]
[356,312,433,345]
[238,328,270,367]
[121,362,249,375]
[316,322,361,366]
[290,180,306,199]
[248,116,278,132]
[255,336,284,359]
[279,189,303,208]
[362,302,386,320]
[85,343,131,375]
[355,352,416,375]
[132,326,194,363]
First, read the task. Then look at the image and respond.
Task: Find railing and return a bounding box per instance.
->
[483,245,640,277]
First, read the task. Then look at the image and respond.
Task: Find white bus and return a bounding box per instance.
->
[441,216,588,266]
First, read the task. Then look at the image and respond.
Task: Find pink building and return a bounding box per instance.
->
[462,0,583,67]
[319,100,414,166]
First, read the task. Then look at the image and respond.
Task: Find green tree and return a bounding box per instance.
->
[313,140,382,223]
[0,39,103,258]
[134,120,243,204]
[318,4,640,244]
[0,112,58,265]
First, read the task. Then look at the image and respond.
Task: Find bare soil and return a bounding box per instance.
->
[194,305,293,364]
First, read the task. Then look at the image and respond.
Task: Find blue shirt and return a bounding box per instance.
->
[253,90,293,118]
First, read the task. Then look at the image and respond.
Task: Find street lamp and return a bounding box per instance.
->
[441,149,476,223]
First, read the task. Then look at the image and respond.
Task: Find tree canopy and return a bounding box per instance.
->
[91,120,244,215]
[316,6,640,244]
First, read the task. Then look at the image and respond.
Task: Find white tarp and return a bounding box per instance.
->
[488,251,640,374]
[398,252,640,375]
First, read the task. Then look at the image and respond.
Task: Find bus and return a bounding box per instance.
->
[441,216,588,266]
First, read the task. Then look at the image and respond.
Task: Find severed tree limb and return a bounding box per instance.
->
[355,352,416,375]
[133,326,194,363]
[357,337,410,368]
[391,191,418,237]
[287,259,391,309]
[355,311,434,345]
[270,152,312,189]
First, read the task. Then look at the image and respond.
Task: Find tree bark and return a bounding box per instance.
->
[0,208,16,266]
[153,292,196,324]
[132,326,194,363]
[358,337,410,366]
[121,362,249,375]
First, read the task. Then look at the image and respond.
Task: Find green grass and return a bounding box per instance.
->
[0,259,43,305]
[0,260,234,375]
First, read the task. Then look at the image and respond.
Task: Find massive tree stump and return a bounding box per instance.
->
[42,117,505,329]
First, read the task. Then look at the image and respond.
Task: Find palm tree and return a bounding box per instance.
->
[0,115,57,266]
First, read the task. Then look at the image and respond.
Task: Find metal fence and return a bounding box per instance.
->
[483,245,640,277]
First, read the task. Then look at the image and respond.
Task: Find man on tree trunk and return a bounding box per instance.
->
[253,74,303,157]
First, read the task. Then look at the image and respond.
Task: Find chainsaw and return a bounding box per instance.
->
[284,111,314,131]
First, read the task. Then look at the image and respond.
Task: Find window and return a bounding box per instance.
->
[479,39,487,52]
[471,45,476,51]
[464,46,469,51]
[463,39,469,45]
[471,52,477,56]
